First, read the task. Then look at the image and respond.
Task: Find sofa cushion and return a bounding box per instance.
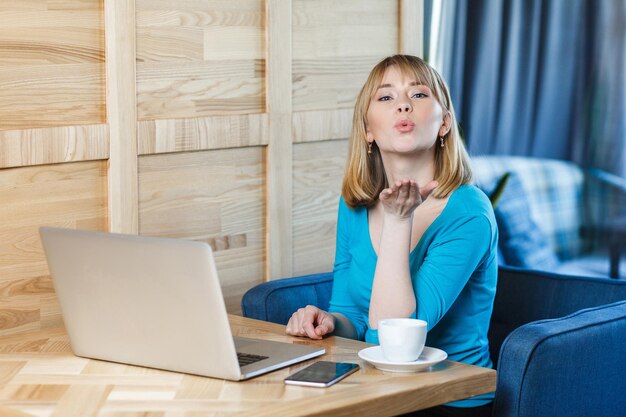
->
[472,156,584,260]
[491,172,560,269]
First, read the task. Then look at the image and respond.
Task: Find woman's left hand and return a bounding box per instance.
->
[379,179,438,219]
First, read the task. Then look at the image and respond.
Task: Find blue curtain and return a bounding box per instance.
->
[433,0,625,177]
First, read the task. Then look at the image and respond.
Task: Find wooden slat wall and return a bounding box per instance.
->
[106,0,138,234]
[0,0,422,336]
[266,0,293,279]
[0,1,105,131]
[135,0,265,120]
[293,140,348,276]
[0,161,108,337]
[138,148,265,312]
[0,0,108,337]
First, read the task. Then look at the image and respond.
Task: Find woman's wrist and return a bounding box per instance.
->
[382,210,413,224]
[329,312,358,340]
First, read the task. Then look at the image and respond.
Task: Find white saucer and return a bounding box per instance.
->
[358,346,447,373]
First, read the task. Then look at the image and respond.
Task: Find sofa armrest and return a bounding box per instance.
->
[584,169,626,228]
[489,266,626,367]
[241,272,333,325]
[588,169,626,194]
[493,300,626,417]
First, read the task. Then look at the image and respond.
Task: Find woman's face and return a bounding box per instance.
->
[366,65,448,155]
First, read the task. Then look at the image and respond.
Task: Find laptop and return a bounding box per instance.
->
[39,227,325,380]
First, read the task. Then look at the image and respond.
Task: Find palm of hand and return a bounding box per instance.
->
[379,179,438,218]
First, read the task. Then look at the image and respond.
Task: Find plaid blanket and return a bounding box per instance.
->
[472,156,626,261]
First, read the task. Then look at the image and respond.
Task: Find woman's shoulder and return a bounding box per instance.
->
[445,184,495,220]
[430,185,496,242]
[338,195,367,224]
[339,195,367,214]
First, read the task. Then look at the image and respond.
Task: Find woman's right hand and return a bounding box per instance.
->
[379,178,438,219]
[286,305,335,340]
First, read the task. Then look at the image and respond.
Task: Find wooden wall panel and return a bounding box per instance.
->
[0,2,47,11]
[0,124,109,169]
[400,0,424,56]
[292,0,398,112]
[292,109,353,144]
[135,0,265,120]
[105,0,138,234]
[0,0,422,339]
[0,161,108,336]
[138,148,265,314]
[137,114,268,155]
[292,140,348,276]
[0,1,105,130]
[265,0,293,279]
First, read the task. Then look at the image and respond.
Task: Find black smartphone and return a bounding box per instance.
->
[284,361,359,387]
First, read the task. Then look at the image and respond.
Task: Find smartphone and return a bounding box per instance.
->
[284,361,359,387]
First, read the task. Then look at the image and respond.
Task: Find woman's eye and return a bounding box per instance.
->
[378,95,392,101]
[412,92,427,99]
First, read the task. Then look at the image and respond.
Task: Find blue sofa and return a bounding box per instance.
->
[242,266,626,417]
[472,156,626,279]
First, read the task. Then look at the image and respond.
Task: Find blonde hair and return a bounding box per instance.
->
[341,55,472,208]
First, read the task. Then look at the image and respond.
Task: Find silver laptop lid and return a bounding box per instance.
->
[40,227,243,380]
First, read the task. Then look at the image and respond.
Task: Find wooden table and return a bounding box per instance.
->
[0,315,496,417]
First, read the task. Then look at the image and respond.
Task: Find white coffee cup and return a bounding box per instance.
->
[378,318,427,362]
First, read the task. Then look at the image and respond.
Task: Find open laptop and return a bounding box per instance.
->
[39,227,325,380]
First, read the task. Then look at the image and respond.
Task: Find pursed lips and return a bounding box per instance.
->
[394,119,415,133]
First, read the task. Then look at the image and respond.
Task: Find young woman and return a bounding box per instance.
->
[286,55,497,417]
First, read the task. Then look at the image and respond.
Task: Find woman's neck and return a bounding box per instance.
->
[380,149,436,188]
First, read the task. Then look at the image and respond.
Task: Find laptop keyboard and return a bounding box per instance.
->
[237,352,268,367]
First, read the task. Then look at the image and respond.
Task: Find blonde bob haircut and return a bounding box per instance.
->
[342,54,473,208]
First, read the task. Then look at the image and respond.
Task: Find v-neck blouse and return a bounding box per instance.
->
[329,185,498,406]
[366,189,452,259]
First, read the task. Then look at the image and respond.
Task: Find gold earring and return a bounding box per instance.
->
[368,142,372,154]
[439,137,444,148]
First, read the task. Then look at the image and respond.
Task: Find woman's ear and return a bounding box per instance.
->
[366,125,374,143]
[439,112,451,137]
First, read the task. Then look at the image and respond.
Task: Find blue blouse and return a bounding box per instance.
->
[329,185,498,407]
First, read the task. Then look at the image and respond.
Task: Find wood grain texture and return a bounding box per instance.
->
[137,26,205,62]
[0,2,105,130]
[0,161,108,337]
[47,0,102,11]
[138,148,265,314]
[0,1,47,11]
[137,114,269,155]
[137,60,264,120]
[0,317,496,416]
[105,0,138,234]
[136,0,265,120]
[0,124,109,169]
[293,140,348,276]
[0,405,36,417]
[400,0,424,56]
[265,0,293,280]
[292,109,353,143]
[292,0,398,111]
[0,64,105,131]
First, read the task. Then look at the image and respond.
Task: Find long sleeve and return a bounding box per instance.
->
[412,214,496,330]
[328,198,368,340]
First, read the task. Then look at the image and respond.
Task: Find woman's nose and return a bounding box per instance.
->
[397,101,412,112]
